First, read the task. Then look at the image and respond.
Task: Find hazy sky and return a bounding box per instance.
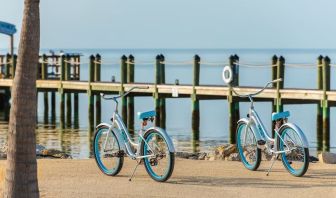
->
[1,0,336,49]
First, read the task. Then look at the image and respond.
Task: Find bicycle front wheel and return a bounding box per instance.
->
[278,125,309,177]
[93,127,124,176]
[142,129,174,182]
[236,122,261,171]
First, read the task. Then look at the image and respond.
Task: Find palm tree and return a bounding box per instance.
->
[4,0,40,197]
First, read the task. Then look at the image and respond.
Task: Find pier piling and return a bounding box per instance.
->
[42,54,49,123]
[51,91,56,124]
[4,88,10,121]
[65,55,72,127]
[322,56,330,152]
[316,55,323,151]
[160,54,166,129]
[276,56,285,113]
[74,56,80,127]
[154,55,161,127]
[95,54,101,126]
[5,54,10,78]
[121,55,128,125]
[127,54,135,134]
[271,55,278,137]
[59,55,65,128]
[12,54,17,78]
[228,55,240,144]
[88,55,95,132]
[192,55,200,151]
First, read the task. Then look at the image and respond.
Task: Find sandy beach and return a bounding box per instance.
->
[0,158,335,198]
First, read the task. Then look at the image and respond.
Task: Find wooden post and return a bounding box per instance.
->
[127,54,135,134]
[5,53,11,78]
[65,55,72,127]
[77,55,81,80]
[51,91,56,124]
[59,55,65,128]
[121,55,128,124]
[322,56,330,152]
[10,35,14,59]
[316,55,323,152]
[271,55,278,138]
[4,88,11,121]
[12,54,17,78]
[228,55,240,144]
[74,56,79,128]
[160,54,166,129]
[42,54,49,124]
[0,56,3,77]
[276,56,285,113]
[95,54,101,125]
[192,55,200,152]
[154,55,161,127]
[88,55,95,132]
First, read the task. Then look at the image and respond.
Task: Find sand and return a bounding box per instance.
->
[0,158,335,198]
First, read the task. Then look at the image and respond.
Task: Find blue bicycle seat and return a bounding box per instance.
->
[272,111,290,121]
[137,110,156,120]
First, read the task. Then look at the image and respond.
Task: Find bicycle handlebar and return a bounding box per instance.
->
[231,78,282,98]
[101,86,150,101]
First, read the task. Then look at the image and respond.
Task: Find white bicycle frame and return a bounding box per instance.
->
[96,86,175,160]
[244,107,292,155]
[234,79,309,155]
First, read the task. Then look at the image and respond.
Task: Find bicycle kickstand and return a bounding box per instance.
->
[266,154,279,176]
[129,159,141,182]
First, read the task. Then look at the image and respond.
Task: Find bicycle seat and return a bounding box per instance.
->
[272,111,290,121]
[137,110,156,120]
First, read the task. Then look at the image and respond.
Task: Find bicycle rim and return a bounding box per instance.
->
[279,126,309,176]
[237,123,261,170]
[143,131,173,181]
[94,128,123,175]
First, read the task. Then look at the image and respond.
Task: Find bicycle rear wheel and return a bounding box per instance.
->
[93,127,124,176]
[278,125,309,177]
[236,122,261,171]
[142,129,174,182]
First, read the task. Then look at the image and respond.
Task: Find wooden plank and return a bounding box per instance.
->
[0,79,13,87]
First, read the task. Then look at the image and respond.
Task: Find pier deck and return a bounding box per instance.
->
[1,79,334,102]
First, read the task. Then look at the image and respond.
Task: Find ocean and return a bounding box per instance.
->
[0,48,336,158]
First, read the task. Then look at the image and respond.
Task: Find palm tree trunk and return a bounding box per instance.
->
[4,0,40,197]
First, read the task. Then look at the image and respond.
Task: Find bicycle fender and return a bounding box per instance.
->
[238,118,263,142]
[96,123,127,152]
[237,118,249,125]
[278,122,309,148]
[96,123,111,130]
[142,127,175,153]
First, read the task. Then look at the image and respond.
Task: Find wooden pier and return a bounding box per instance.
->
[0,53,335,152]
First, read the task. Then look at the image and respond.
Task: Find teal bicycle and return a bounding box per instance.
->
[223,66,309,177]
[93,87,175,182]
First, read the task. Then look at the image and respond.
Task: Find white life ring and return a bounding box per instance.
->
[222,65,233,84]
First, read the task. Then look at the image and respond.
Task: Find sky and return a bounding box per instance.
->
[1,0,336,49]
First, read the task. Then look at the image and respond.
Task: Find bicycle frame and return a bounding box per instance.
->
[113,111,155,159]
[243,107,291,154]
[235,79,309,155]
[96,87,175,159]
